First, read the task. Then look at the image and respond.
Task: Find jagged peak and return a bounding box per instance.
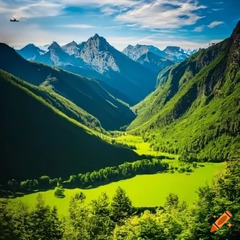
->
[89,33,108,44]
[48,41,61,50]
[20,43,43,51]
[65,41,78,47]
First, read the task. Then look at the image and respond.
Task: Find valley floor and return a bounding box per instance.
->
[9,162,224,217]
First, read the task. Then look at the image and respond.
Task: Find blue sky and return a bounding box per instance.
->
[0,0,239,50]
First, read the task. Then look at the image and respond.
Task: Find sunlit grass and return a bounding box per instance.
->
[114,134,177,158]
[11,162,224,217]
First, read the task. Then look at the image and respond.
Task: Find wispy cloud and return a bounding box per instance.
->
[0,1,62,19]
[208,21,224,28]
[115,0,206,29]
[193,25,204,32]
[63,24,96,29]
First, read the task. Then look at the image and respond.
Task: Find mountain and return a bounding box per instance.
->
[123,44,166,61]
[0,70,139,183]
[62,41,79,55]
[123,44,196,64]
[163,46,192,62]
[123,44,173,73]
[38,41,86,67]
[18,35,157,105]
[136,51,173,73]
[122,44,195,73]
[0,43,135,130]
[16,44,45,60]
[128,21,240,161]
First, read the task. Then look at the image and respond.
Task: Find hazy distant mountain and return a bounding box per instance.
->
[123,44,173,73]
[18,35,157,105]
[123,44,166,61]
[17,44,45,60]
[163,46,192,62]
[62,41,80,55]
[123,44,197,73]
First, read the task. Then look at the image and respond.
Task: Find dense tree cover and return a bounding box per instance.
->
[1,161,239,239]
[128,22,240,162]
[1,159,169,197]
[0,194,63,240]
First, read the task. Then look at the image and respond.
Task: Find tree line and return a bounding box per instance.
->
[1,160,239,239]
[1,159,169,197]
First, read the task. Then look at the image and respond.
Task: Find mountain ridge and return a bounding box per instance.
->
[17,35,158,105]
[128,21,240,161]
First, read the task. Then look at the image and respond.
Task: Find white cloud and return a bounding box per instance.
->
[63,24,96,29]
[1,0,137,16]
[115,0,206,29]
[208,21,224,28]
[193,25,204,32]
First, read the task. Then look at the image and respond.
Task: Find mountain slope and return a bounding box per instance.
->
[0,70,139,183]
[0,43,135,130]
[128,21,240,161]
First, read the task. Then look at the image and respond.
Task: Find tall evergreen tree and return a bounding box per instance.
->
[111,187,133,224]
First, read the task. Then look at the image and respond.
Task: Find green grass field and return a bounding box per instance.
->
[10,162,224,217]
[115,134,177,158]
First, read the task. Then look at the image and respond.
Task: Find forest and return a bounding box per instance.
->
[0,160,239,240]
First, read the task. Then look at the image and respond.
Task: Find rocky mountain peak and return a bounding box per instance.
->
[62,41,79,55]
[78,34,118,73]
[86,34,109,51]
[48,41,61,51]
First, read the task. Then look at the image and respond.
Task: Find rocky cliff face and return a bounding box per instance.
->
[77,34,119,73]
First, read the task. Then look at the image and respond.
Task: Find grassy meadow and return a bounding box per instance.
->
[10,161,224,217]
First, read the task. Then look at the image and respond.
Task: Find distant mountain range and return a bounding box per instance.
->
[17,35,158,105]
[122,44,197,73]
[17,35,198,104]
[129,21,240,161]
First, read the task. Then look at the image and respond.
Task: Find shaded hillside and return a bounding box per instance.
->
[0,43,135,130]
[129,21,240,161]
[0,70,139,183]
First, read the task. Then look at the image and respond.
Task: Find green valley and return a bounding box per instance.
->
[10,162,224,216]
[128,22,240,162]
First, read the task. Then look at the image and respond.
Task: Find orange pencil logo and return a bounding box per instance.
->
[210,210,232,232]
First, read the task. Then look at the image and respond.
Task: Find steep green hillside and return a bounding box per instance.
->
[3,73,103,132]
[129,21,240,161]
[0,70,139,184]
[0,43,135,130]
